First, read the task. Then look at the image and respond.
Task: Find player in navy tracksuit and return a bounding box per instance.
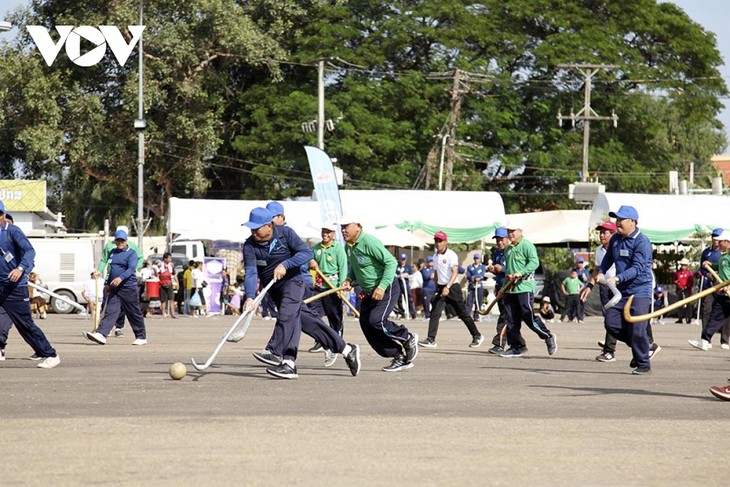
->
[597,205,654,375]
[243,208,360,379]
[84,230,147,346]
[0,202,59,368]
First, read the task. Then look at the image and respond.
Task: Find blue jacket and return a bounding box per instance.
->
[699,246,722,290]
[0,221,35,287]
[243,225,313,300]
[106,246,139,288]
[490,247,506,290]
[466,263,486,288]
[420,266,436,293]
[600,228,653,298]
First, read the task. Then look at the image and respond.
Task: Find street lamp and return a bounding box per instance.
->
[0,21,12,32]
[135,2,145,251]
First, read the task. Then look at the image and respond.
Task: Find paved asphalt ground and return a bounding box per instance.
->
[1,312,728,486]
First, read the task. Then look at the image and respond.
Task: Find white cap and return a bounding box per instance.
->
[335,213,359,226]
[679,258,690,266]
[542,296,551,303]
[116,225,129,234]
[503,220,520,230]
[717,230,730,242]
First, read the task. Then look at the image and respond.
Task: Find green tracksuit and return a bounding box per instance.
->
[504,237,539,294]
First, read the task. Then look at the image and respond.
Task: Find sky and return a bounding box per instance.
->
[2,0,730,151]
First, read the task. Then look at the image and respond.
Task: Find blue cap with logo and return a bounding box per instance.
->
[242,207,274,230]
[399,253,407,260]
[114,229,128,240]
[266,201,284,216]
[493,227,508,239]
[608,205,639,220]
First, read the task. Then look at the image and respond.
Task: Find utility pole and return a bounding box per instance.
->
[317,59,325,150]
[444,69,468,191]
[135,0,146,250]
[557,64,618,182]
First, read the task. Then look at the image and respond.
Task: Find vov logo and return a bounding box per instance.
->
[27,25,145,67]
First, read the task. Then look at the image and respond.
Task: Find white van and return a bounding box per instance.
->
[168,239,205,262]
[29,238,96,314]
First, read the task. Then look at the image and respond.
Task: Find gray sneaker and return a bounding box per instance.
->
[114,328,124,338]
[323,349,337,367]
[487,345,504,354]
[252,351,282,367]
[546,335,557,355]
[418,337,437,348]
[469,334,484,348]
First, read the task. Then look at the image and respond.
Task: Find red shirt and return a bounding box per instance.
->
[674,268,694,290]
[156,262,175,285]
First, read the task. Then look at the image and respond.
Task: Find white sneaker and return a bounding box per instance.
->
[688,339,710,351]
[37,355,60,369]
[722,343,730,350]
[132,338,147,346]
[83,331,107,345]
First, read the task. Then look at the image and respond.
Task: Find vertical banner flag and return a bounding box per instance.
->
[304,146,343,226]
[203,257,226,314]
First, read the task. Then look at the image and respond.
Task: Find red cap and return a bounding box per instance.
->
[596,221,617,232]
[434,231,448,241]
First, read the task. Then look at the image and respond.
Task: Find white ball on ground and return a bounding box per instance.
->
[169,362,187,380]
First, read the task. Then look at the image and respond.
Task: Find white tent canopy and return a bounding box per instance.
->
[590,193,730,242]
[168,190,506,244]
[504,210,592,245]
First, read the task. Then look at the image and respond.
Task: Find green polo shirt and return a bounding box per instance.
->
[563,276,582,295]
[312,240,348,286]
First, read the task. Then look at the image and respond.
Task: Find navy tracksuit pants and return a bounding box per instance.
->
[504,292,552,350]
[358,278,410,359]
[97,285,146,339]
[604,296,651,368]
[0,285,56,357]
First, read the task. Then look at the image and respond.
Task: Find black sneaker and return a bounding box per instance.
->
[114,328,124,338]
[632,366,651,375]
[629,358,637,368]
[404,333,419,363]
[252,351,282,366]
[487,345,504,354]
[344,344,361,377]
[597,341,605,349]
[308,342,324,353]
[649,342,661,359]
[469,334,484,348]
[499,347,524,358]
[546,335,557,356]
[418,337,437,348]
[267,363,298,379]
[382,355,414,372]
[596,351,615,362]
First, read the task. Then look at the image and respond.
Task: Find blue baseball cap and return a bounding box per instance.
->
[712,228,723,238]
[655,286,664,293]
[0,200,4,213]
[474,253,481,259]
[608,205,639,220]
[577,257,584,263]
[399,253,407,260]
[266,201,285,216]
[242,207,274,230]
[426,256,434,262]
[493,227,508,239]
[114,229,128,240]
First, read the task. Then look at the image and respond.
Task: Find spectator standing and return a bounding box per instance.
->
[673,258,694,324]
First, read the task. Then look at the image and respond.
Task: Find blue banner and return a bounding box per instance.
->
[305,146,343,226]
